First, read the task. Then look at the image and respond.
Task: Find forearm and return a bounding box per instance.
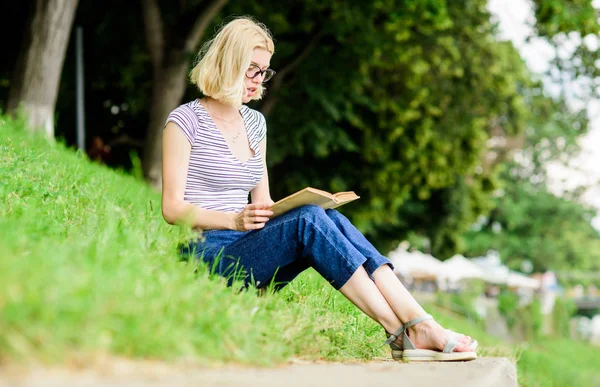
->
[162,199,234,230]
[252,138,272,204]
[251,170,272,204]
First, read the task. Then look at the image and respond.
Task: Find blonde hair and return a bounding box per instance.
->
[190,16,274,108]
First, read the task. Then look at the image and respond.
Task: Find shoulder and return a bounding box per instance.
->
[165,100,201,145]
[241,105,266,126]
[241,105,267,137]
[242,106,267,143]
[169,100,199,119]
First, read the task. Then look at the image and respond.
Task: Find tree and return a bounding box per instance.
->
[6,0,79,137]
[5,0,597,259]
[256,0,533,254]
[460,0,600,271]
[464,171,600,272]
[140,0,228,188]
[463,88,600,271]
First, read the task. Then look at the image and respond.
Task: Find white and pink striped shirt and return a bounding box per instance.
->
[165,99,266,213]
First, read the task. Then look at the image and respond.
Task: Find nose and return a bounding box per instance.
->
[252,74,264,84]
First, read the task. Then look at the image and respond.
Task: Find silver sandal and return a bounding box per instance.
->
[384,314,478,362]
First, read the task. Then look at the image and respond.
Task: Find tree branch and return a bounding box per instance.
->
[260,29,325,117]
[184,0,229,52]
[141,0,164,70]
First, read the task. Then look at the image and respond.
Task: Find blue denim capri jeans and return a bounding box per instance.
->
[182,205,393,290]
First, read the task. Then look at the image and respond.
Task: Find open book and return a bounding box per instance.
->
[270,187,360,218]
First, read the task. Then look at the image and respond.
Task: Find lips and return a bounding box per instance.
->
[247,87,257,95]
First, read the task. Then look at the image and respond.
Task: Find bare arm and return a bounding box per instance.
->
[162,122,273,230]
[250,137,274,205]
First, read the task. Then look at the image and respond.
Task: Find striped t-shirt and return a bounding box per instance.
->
[165,99,266,213]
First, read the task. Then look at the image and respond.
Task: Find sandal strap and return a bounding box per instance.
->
[443,337,459,353]
[383,314,433,346]
[403,314,433,329]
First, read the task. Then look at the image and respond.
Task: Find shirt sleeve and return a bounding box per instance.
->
[164,104,198,146]
[256,111,267,143]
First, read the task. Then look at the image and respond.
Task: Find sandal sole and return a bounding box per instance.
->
[402,349,477,362]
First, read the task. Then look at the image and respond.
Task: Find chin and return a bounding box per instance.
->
[242,96,252,104]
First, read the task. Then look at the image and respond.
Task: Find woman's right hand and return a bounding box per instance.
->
[231,203,273,231]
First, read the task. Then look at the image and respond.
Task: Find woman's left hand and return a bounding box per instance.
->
[259,199,275,207]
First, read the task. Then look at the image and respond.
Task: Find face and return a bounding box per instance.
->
[242,48,273,103]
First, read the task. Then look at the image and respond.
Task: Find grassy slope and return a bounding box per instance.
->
[1,115,599,386]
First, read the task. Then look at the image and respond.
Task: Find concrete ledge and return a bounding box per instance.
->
[1,357,517,387]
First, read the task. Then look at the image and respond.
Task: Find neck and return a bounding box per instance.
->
[205,97,239,118]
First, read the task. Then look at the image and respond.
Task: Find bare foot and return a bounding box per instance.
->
[395,320,475,352]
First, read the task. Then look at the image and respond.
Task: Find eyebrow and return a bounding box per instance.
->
[251,62,269,70]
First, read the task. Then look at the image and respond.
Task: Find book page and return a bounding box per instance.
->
[331,191,360,203]
[271,188,332,217]
[270,187,359,217]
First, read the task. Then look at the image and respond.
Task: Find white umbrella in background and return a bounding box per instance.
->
[507,271,541,289]
[472,254,510,284]
[441,255,485,282]
[389,249,444,278]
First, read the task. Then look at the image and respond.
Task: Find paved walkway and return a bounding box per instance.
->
[1,357,517,387]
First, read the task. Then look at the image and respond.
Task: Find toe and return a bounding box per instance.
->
[446,330,475,347]
[452,341,474,352]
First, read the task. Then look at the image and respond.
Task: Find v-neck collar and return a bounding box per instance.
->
[195,99,258,164]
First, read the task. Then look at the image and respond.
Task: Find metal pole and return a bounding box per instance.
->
[75,26,86,150]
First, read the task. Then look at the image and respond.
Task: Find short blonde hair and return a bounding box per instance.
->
[190,16,274,108]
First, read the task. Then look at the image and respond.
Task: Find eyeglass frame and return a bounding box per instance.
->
[245,64,276,82]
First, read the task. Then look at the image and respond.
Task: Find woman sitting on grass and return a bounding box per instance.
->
[161,16,477,362]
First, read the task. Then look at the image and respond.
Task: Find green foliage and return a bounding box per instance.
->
[522,91,590,184]
[497,290,543,340]
[551,297,577,337]
[464,83,600,272]
[435,292,483,327]
[3,0,599,264]
[533,0,600,37]
[498,290,521,330]
[465,176,600,272]
[436,279,486,326]
[251,0,534,255]
[521,299,543,340]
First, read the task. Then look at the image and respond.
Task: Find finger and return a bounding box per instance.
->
[252,210,274,217]
[252,204,273,211]
[245,222,266,230]
[244,214,269,223]
[247,202,270,209]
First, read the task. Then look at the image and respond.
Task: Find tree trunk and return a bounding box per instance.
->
[141,0,228,190]
[6,0,79,138]
[142,59,190,188]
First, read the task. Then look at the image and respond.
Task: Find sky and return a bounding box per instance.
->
[488,0,600,229]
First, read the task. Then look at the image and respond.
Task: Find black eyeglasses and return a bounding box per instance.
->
[246,64,276,82]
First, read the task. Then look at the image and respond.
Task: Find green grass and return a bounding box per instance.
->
[422,306,600,386]
[0,115,384,365]
[1,114,599,386]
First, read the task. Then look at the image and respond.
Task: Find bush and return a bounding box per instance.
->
[551,296,576,338]
[435,284,483,326]
[521,298,543,340]
[497,289,520,330]
[497,290,543,340]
